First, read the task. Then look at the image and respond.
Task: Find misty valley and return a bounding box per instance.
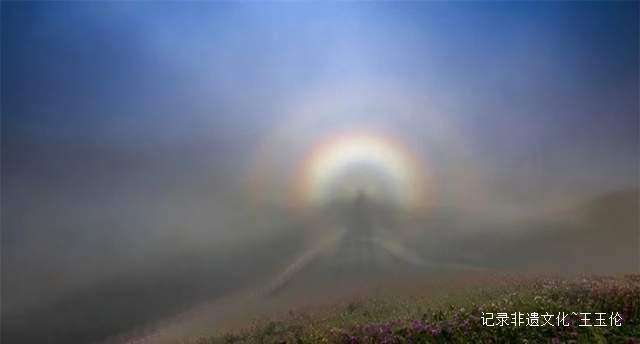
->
[2,2,638,343]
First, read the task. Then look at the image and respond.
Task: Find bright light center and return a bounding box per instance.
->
[303,133,419,209]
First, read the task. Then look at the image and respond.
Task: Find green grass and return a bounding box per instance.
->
[191,275,640,344]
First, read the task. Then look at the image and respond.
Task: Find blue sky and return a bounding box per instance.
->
[2,1,638,208]
[1,1,639,320]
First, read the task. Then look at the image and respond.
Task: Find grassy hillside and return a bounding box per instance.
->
[197,275,640,343]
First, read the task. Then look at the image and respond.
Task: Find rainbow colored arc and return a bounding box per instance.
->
[289,131,431,211]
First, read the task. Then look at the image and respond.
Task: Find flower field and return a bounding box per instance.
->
[196,275,640,344]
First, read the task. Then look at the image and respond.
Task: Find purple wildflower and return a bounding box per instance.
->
[429,327,442,337]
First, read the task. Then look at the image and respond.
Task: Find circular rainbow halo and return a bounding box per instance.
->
[290,131,431,212]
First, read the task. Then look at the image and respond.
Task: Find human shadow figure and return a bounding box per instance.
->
[343,190,375,270]
[262,190,488,297]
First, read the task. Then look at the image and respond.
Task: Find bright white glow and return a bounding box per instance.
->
[302,133,423,208]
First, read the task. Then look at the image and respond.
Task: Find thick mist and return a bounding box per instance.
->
[2,2,638,343]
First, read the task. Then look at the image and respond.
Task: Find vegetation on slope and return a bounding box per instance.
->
[197,275,640,344]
